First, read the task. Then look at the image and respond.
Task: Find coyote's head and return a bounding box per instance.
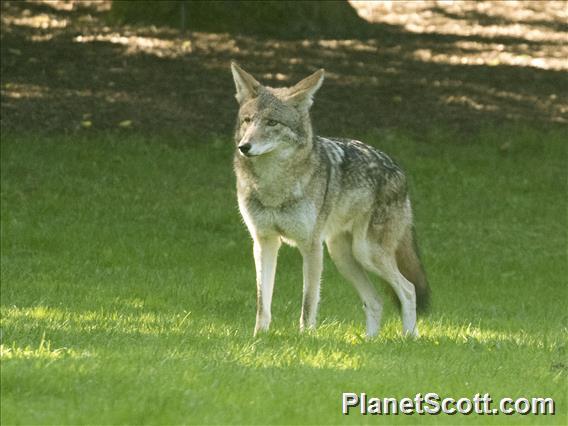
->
[231,63,324,158]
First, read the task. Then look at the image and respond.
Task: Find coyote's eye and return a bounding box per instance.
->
[243,117,251,124]
[267,119,278,127]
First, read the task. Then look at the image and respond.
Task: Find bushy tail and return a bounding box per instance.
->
[395,226,431,314]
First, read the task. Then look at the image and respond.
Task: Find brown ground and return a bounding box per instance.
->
[1,0,567,139]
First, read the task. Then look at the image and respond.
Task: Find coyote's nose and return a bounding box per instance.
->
[239,143,252,155]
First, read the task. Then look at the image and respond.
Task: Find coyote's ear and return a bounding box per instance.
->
[285,69,324,109]
[231,62,261,103]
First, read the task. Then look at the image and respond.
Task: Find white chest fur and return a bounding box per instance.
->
[238,193,318,247]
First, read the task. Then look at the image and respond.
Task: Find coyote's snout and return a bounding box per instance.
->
[231,62,430,337]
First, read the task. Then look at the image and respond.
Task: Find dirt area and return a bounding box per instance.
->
[1,0,567,139]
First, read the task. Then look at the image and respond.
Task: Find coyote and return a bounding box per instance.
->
[231,63,430,337]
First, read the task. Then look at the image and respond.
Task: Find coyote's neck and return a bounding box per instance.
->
[235,147,315,208]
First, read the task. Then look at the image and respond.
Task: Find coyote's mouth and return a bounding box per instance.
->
[238,149,258,158]
[238,145,275,158]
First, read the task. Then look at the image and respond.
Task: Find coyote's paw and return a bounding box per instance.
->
[253,315,271,336]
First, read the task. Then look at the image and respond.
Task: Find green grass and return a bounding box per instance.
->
[1,129,566,425]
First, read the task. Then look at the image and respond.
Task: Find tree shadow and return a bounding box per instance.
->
[431,6,568,34]
[1,0,566,138]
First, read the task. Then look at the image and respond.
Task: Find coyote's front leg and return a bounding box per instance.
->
[299,242,324,331]
[253,236,281,336]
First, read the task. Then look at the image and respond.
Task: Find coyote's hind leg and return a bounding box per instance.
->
[327,232,383,337]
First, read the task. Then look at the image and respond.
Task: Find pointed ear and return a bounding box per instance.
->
[231,62,261,104]
[285,69,324,109]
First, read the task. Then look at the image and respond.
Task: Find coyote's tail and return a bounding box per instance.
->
[395,226,431,314]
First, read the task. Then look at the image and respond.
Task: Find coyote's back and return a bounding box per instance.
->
[231,62,430,337]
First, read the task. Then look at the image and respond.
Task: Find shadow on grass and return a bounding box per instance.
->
[1,1,567,138]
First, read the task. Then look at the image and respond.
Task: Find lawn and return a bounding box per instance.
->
[1,128,566,424]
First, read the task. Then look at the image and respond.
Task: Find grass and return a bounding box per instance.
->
[1,128,566,425]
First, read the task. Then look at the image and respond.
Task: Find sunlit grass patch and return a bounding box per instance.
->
[0,337,89,361]
[224,338,363,371]
[1,304,195,337]
[418,318,566,351]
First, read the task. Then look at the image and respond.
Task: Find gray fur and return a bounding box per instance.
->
[231,62,430,337]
